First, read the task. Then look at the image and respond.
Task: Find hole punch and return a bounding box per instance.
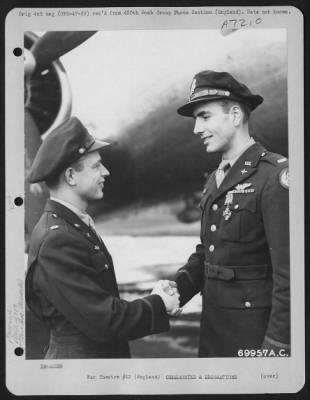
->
[13,47,23,57]
[14,197,24,206]
[14,347,24,356]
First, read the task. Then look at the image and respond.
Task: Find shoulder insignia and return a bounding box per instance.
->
[49,225,60,230]
[279,168,289,189]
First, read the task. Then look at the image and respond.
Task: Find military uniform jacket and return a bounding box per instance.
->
[176,143,290,357]
[26,200,169,359]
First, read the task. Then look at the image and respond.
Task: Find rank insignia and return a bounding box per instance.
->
[277,158,287,164]
[244,161,252,166]
[279,168,289,189]
[49,225,59,230]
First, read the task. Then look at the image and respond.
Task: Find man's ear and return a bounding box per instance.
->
[64,167,76,186]
[230,104,242,126]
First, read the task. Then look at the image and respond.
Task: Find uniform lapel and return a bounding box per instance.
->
[212,143,266,203]
[46,200,113,264]
[200,171,217,209]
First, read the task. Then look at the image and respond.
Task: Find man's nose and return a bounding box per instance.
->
[101,165,110,177]
[193,118,204,135]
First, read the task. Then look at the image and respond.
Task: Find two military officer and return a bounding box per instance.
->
[25,117,179,359]
[171,70,290,357]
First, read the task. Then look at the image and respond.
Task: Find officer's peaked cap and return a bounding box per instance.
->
[28,116,110,183]
[177,70,264,117]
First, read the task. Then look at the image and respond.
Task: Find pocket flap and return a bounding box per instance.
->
[217,279,273,309]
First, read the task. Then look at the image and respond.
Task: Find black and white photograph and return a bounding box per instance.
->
[5,5,305,396]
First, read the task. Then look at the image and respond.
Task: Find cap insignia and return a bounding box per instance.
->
[189,78,197,99]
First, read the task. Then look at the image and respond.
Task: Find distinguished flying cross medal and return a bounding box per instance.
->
[223,191,233,220]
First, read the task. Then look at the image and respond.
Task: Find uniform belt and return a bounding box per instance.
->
[205,262,271,281]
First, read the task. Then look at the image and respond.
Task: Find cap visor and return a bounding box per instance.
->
[88,139,111,153]
[177,95,227,116]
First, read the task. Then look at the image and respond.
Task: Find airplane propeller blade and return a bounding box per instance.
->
[24,109,49,248]
[26,31,97,74]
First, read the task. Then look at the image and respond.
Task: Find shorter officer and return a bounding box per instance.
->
[167,70,290,357]
[26,116,179,359]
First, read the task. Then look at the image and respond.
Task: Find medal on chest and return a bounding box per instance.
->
[223,191,233,221]
[222,183,255,221]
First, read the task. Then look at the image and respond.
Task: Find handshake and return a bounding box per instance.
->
[151,280,182,317]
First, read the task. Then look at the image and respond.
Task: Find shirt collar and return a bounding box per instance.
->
[222,137,255,167]
[50,196,90,225]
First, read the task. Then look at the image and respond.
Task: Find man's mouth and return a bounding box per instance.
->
[201,135,213,144]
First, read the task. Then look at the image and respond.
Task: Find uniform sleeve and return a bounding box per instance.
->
[176,240,205,307]
[261,164,290,351]
[37,230,169,343]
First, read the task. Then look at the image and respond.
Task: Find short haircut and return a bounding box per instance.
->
[71,156,85,172]
[219,99,251,122]
[45,173,61,190]
[45,157,86,189]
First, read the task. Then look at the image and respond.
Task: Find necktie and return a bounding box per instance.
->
[216,160,230,188]
[82,214,101,241]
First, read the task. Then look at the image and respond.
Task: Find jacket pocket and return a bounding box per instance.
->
[216,278,273,309]
[90,249,116,291]
[221,192,258,242]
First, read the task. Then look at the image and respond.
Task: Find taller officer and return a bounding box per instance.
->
[25,116,179,359]
[172,70,290,357]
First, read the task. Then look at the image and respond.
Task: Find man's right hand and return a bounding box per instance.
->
[151,280,180,313]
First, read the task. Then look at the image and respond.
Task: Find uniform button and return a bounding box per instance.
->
[94,245,100,251]
[209,244,215,252]
[212,204,218,211]
[245,301,252,308]
[104,264,109,270]
[210,224,217,232]
[234,204,239,209]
